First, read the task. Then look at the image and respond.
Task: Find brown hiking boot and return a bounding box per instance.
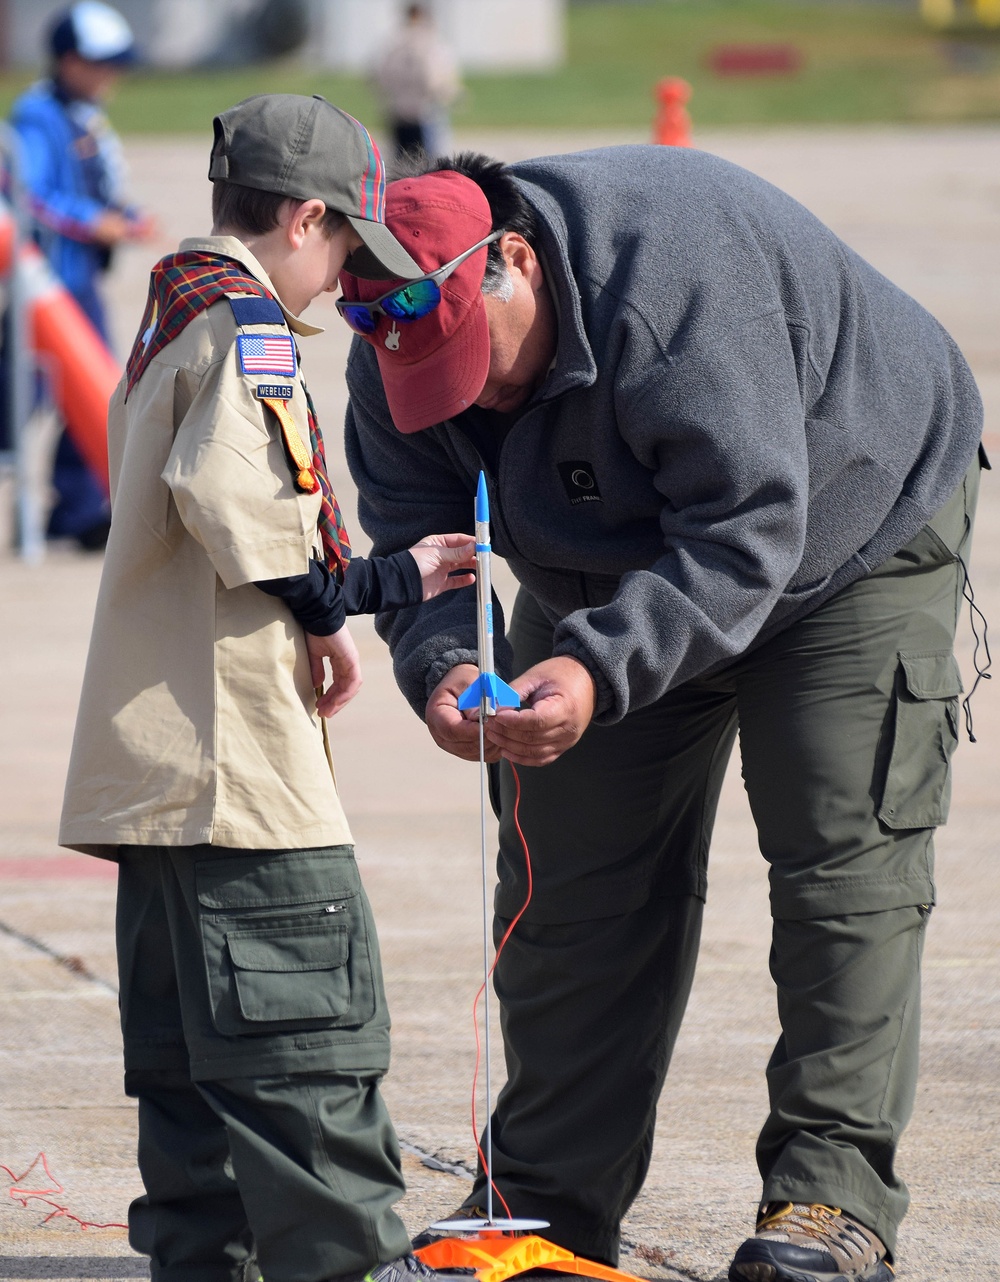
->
[728,1202,895,1282]
[410,1204,489,1250]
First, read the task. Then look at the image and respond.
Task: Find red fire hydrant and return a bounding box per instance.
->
[653,77,693,147]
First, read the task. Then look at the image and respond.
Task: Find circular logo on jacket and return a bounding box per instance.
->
[558,460,603,506]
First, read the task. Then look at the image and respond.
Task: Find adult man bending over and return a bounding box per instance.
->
[336,149,985,1282]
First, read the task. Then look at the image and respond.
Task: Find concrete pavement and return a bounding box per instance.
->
[1,125,998,1281]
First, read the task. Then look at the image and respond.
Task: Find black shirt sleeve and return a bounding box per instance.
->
[255,551,421,634]
[342,549,422,615]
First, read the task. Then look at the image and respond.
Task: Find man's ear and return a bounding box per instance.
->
[500,232,543,289]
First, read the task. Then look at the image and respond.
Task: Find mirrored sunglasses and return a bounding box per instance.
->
[336,230,503,335]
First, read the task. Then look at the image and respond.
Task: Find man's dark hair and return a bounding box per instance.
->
[429,152,539,293]
[211,180,346,237]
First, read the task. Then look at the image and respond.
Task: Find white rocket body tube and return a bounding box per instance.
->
[457,471,520,718]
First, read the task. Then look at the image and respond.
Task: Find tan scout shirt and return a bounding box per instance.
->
[59,236,353,858]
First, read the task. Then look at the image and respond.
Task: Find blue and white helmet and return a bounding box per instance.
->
[49,2,136,65]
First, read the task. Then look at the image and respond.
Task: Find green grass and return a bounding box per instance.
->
[1,1,998,133]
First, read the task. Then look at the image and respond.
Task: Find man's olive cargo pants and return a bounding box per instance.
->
[469,460,981,1266]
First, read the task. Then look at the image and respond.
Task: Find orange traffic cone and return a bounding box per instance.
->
[0,197,119,493]
[653,77,693,147]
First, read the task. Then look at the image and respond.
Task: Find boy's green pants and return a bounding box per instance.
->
[469,460,980,1266]
[116,843,411,1282]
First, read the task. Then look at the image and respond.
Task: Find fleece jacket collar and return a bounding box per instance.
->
[512,175,598,404]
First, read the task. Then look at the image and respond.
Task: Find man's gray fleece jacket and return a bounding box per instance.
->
[344,145,983,724]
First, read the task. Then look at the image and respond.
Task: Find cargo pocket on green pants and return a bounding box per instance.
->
[226,922,352,1024]
[878,651,962,831]
[195,849,379,1037]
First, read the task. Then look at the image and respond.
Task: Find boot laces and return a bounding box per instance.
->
[401,1258,438,1280]
[757,1203,878,1264]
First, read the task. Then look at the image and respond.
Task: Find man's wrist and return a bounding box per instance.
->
[425,649,479,701]
[552,643,611,718]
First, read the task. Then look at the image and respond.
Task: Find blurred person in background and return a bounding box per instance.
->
[373,3,462,163]
[6,0,155,550]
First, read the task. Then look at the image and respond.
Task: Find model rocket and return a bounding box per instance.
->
[423,478,648,1266]
[457,471,520,717]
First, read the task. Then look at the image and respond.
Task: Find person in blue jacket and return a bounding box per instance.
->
[8,1,154,548]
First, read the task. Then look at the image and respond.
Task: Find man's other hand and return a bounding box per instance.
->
[306,626,362,717]
[486,656,596,766]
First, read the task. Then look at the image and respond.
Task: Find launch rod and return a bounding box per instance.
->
[440,472,542,1235]
[477,709,494,1223]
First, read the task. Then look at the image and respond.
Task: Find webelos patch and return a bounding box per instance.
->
[237,333,297,378]
[253,383,295,401]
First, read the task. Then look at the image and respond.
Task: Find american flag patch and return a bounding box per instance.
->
[237,333,297,377]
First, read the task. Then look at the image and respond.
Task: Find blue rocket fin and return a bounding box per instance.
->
[457,671,521,713]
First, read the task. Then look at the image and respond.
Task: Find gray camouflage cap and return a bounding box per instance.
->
[209,94,421,280]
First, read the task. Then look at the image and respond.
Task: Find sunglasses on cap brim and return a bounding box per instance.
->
[336,230,504,335]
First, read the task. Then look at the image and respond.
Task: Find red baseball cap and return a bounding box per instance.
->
[338,170,495,434]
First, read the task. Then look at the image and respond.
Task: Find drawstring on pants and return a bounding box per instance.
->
[957,551,991,742]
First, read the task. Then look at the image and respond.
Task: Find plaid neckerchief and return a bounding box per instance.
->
[301,379,352,583]
[125,251,271,395]
[126,250,352,582]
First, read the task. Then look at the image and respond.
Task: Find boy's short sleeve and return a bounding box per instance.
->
[162,310,322,588]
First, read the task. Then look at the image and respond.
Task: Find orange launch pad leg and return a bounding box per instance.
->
[416,1234,648,1282]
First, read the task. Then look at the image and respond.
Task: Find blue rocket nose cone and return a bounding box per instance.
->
[475,471,489,526]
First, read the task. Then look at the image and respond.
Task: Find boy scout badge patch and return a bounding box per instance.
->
[228,295,284,326]
[237,333,297,377]
[254,383,295,400]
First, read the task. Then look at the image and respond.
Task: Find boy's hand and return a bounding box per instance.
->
[409,534,476,600]
[306,627,362,717]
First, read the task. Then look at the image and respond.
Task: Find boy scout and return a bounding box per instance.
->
[59,95,474,1282]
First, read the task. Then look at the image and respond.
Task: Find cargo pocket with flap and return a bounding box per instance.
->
[195,849,378,1037]
[878,651,962,831]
